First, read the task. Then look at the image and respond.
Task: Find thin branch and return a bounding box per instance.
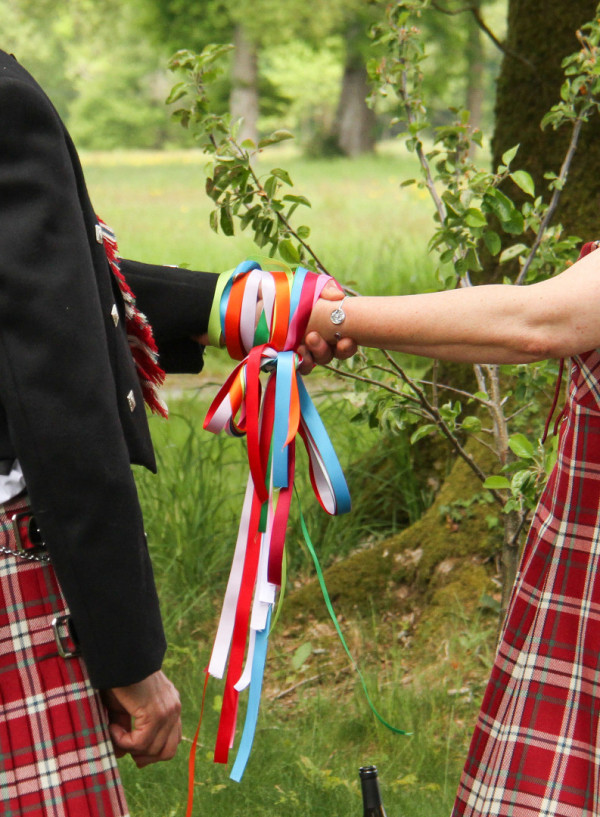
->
[430,1,535,71]
[321,364,419,405]
[516,116,584,285]
[510,509,531,547]
[418,379,493,407]
[467,435,498,456]
[245,160,332,275]
[399,70,447,224]
[505,401,535,423]
[431,359,440,410]
[271,674,322,700]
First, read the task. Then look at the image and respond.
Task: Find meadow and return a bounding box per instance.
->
[83,145,491,817]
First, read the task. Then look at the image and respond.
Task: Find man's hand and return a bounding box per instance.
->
[101,670,182,768]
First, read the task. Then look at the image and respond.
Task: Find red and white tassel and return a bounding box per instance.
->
[97,218,168,419]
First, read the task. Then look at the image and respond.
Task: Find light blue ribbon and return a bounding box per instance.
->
[272,351,295,488]
[230,607,272,782]
[297,378,351,515]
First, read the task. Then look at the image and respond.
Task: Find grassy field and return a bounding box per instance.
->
[83,146,487,817]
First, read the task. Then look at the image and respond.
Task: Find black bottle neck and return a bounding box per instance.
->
[360,766,387,816]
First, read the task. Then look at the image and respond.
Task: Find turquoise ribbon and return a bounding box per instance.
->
[297,378,351,515]
[272,351,295,489]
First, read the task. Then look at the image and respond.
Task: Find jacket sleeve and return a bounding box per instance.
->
[0,74,166,688]
[120,259,218,374]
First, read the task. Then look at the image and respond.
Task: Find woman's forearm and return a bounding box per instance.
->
[307,249,600,364]
[306,287,545,364]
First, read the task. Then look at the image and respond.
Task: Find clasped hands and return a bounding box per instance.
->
[195,278,357,369]
[297,279,356,372]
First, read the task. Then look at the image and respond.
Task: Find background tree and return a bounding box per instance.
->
[492,0,600,239]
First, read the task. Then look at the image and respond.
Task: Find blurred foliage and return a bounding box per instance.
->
[1,0,507,150]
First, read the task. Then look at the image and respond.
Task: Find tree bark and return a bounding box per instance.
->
[333,21,376,158]
[492,0,600,239]
[335,59,376,157]
[465,1,484,156]
[230,24,259,146]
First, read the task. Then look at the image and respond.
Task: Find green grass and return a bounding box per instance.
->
[81,148,486,816]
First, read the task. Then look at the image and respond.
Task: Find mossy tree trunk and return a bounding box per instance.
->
[492,0,600,239]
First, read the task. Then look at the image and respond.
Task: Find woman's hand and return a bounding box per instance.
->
[298,280,356,373]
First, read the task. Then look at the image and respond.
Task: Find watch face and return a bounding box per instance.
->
[330,307,346,325]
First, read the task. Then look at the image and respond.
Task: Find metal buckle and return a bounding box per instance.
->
[52,614,81,659]
[10,512,46,556]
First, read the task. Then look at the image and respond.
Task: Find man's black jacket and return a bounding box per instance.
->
[0,50,218,688]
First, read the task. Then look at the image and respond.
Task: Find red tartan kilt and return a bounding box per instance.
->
[0,494,129,817]
[453,349,600,817]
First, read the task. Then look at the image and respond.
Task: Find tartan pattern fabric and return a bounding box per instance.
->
[0,494,130,817]
[452,348,600,817]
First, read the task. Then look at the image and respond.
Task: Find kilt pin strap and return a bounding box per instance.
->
[453,346,600,817]
[0,494,129,817]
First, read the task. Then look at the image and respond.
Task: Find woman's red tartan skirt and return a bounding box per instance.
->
[0,494,129,817]
[453,349,600,817]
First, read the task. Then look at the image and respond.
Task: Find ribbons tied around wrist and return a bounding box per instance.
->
[202,260,351,780]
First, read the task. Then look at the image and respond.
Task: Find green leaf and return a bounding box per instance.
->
[283,194,311,208]
[410,423,438,444]
[464,208,487,228]
[508,433,535,460]
[258,129,294,148]
[484,231,501,256]
[465,247,482,272]
[165,82,186,105]
[511,469,533,494]
[483,475,511,490]
[499,243,528,264]
[278,239,300,264]
[501,145,519,167]
[264,175,278,199]
[297,225,311,240]
[220,205,234,236]
[291,642,312,671]
[461,416,482,432]
[483,189,524,235]
[271,168,293,186]
[209,209,219,234]
[510,170,535,197]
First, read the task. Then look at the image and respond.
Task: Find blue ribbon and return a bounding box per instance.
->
[272,351,296,488]
[230,607,272,782]
[297,378,351,515]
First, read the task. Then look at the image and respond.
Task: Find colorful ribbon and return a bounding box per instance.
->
[202,260,351,781]
[192,259,405,806]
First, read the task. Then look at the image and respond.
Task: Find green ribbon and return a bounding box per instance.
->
[296,491,410,736]
[207,268,234,348]
[269,547,287,635]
